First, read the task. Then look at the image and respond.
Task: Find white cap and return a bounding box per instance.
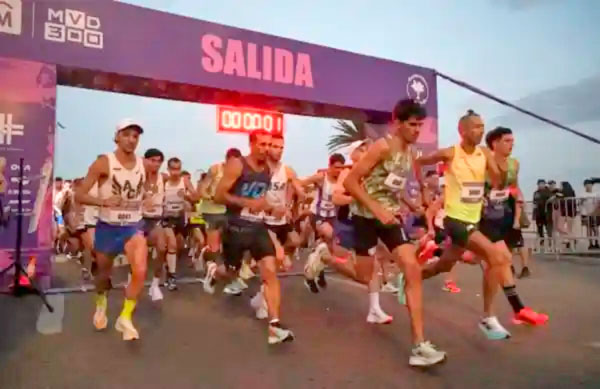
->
[115,118,144,134]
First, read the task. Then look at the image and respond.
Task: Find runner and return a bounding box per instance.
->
[141,148,168,301]
[75,119,148,341]
[162,158,199,291]
[344,99,446,366]
[417,111,548,341]
[250,132,304,319]
[199,148,241,294]
[212,129,294,345]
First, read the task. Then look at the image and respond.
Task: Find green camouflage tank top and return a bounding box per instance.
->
[354,139,413,218]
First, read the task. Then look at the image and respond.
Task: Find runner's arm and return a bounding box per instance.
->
[481,147,503,188]
[287,166,306,201]
[214,158,252,208]
[198,165,215,199]
[297,172,324,187]
[183,176,200,202]
[512,160,524,226]
[344,138,388,214]
[75,156,108,207]
[425,197,442,233]
[416,147,453,167]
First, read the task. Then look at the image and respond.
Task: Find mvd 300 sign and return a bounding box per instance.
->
[217,106,284,135]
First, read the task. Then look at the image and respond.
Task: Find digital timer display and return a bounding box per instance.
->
[217,106,284,135]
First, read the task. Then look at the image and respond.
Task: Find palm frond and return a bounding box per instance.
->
[327,120,367,152]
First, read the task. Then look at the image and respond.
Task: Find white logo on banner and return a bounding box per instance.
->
[406,74,429,104]
[44,8,103,49]
[0,0,22,35]
[0,113,24,145]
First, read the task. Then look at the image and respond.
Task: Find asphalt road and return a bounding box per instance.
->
[1,254,599,388]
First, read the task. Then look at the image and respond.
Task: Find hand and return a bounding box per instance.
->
[247,197,270,213]
[102,195,121,208]
[372,204,399,225]
[142,197,154,211]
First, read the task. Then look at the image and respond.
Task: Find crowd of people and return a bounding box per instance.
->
[532,178,600,251]
[50,100,550,368]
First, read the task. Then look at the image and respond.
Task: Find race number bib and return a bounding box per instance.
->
[241,207,264,222]
[460,182,484,204]
[489,189,509,203]
[384,173,406,191]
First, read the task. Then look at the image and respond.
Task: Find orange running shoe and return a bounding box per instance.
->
[442,281,461,293]
[418,240,438,265]
[513,307,549,325]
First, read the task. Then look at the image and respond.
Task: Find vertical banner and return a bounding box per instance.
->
[0,57,56,291]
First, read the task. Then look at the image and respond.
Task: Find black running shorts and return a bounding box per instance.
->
[223,223,275,270]
[203,213,228,232]
[161,216,186,235]
[266,223,293,245]
[444,217,478,248]
[353,215,410,256]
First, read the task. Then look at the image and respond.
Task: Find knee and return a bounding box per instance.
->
[131,262,147,277]
[402,258,422,280]
[260,259,278,281]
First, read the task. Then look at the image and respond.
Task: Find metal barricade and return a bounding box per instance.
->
[524,196,600,256]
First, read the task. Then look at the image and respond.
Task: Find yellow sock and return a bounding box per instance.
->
[119,299,136,321]
[95,292,107,311]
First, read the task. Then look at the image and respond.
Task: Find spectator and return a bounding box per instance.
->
[533,179,552,246]
[559,181,577,248]
[581,179,600,250]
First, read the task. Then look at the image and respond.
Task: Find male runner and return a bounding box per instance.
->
[213,129,294,345]
[162,157,198,291]
[75,119,148,341]
[483,127,530,278]
[141,148,168,301]
[417,111,548,341]
[250,132,303,319]
[199,148,241,294]
[345,99,446,366]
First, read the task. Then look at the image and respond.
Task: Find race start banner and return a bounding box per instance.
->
[0,56,56,290]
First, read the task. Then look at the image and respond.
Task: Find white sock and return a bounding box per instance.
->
[151,277,160,288]
[166,252,177,274]
[369,292,381,314]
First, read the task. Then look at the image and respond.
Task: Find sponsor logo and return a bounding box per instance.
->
[0,0,21,35]
[44,8,103,49]
[406,74,429,104]
[0,113,24,145]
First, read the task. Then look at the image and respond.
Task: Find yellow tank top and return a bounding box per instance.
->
[200,164,226,214]
[189,200,206,225]
[444,144,487,224]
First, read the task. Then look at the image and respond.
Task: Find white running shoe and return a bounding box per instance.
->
[115,316,140,341]
[203,262,217,294]
[268,322,295,345]
[93,308,108,331]
[223,279,244,295]
[237,277,248,290]
[381,282,399,294]
[250,291,268,320]
[366,310,393,324]
[479,316,511,340]
[304,251,323,280]
[239,261,255,280]
[409,341,447,367]
[148,284,164,302]
[315,242,331,262]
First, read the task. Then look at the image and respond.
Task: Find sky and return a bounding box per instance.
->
[55,0,600,198]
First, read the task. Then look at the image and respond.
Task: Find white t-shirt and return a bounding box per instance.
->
[581,191,599,216]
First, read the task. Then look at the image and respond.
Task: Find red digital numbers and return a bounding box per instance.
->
[217,106,284,134]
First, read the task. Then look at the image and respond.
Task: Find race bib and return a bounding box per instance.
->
[240,207,264,222]
[489,189,509,203]
[460,182,484,204]
[384,173,406,191]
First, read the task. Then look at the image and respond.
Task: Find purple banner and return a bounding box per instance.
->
[0,0,437,117]
[0,56,56,289]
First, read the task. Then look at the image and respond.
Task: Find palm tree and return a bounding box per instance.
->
[327,120,366,153]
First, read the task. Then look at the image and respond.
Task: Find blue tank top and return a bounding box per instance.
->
[227,157,271,226]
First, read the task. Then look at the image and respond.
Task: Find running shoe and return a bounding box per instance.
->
[203,262,217,294]
[317,271,327,289]
[223,279,243,296]
[442,280,461,293]
[93,308,108,331]
[250,290,268,320]
[418,240,438,265]
[149,283,164,302]
[237,277,249,290]
[115,316,140,341]
[409,341,447,367]
[397,273,406,305]
[304,251,322,281]
[166,274,178,291]
[304,278,319,294]
[366,310,393,324]
[518,267,531,279]
[478,316,511,340]
[513,307,549,325]
[239,261,255,280]
[381,282,399,294]
[268,322,295,345]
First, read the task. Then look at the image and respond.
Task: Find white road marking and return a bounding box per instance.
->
[36,294,65,335]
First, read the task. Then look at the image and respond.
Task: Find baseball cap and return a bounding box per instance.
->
[115,118,144,135]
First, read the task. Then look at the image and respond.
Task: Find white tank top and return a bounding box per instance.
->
[83,182,99,226]
[310,175,336,218]
[265,163,288,226]
[98,153,145,225]
[143,173,164,218]
[163,178,186,217]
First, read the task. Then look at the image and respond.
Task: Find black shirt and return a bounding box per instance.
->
[533,188,551,219]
